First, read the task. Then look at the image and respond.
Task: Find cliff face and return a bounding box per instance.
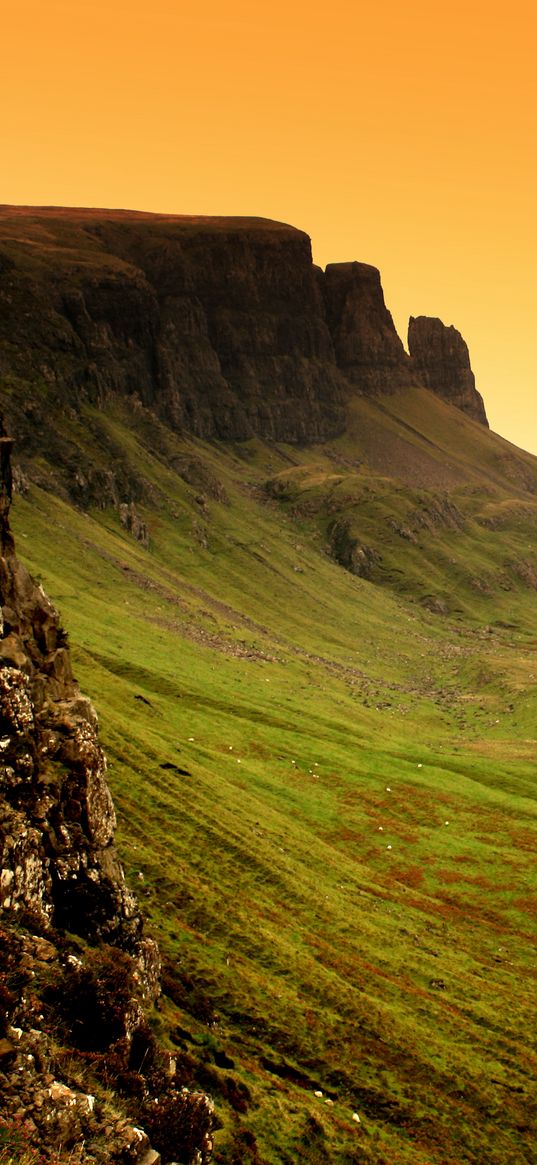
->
[104,218,350,443]
[408,315,488,426]
[0,209,490,486]
[324,262,414,392]
[0,210,349,446]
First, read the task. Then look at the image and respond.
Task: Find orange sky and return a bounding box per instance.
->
[3,0,536,451]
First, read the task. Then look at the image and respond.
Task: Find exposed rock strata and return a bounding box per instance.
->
[324,262,414,392]
[408,315,488,425]
[0,209,490,504]
[0,211,349,448]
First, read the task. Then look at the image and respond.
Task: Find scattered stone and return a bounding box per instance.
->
[31,936,57,962]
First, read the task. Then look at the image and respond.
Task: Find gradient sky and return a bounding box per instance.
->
[3,1,536,451]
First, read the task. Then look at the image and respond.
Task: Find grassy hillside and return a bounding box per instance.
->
[9,387,537,1165]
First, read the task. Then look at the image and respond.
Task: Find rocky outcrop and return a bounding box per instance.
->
[407,315,488,425]
[0,419,216,1164]
[328,517,381,579]
[119,501,149,546]
[0,436,150,947]
[324,262,414,393]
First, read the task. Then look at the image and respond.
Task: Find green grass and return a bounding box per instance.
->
[9,389,537,1165]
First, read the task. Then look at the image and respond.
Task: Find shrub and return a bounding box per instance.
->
[0,1116,63,1165]
[51,946,136,1052]
[141,1089,214,1164]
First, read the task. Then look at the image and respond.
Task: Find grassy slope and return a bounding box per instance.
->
[9,389,537,1165]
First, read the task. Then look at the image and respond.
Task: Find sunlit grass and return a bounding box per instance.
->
[9,394,537,1164]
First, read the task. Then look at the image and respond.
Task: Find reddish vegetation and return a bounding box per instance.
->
[391,865,424,888]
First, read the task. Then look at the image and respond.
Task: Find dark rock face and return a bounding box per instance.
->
[0,209,491,492]
[0,211,349,448]
[408,315,488,426]
[324,262,414,393]
[117,220,349,444]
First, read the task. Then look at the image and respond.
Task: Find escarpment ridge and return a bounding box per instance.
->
[0,207,487,459]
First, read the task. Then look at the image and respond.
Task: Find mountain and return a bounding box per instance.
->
[1,207,537,1165]
[0,207,487,469]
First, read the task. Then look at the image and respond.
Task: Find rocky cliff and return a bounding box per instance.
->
[0,418,215,1164]
[323,262,414,392]
[0,208,490,504]
[0,412,151,945]
[408,315,488,426]
[0,209,349,447]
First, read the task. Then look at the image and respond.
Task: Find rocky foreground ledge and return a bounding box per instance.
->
[0,416,215,1163]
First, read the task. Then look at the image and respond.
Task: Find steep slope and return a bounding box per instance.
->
[0,421,217,1164]
[1,206,537,1165]
[7,399,537,1165]
[266,387,537,619]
